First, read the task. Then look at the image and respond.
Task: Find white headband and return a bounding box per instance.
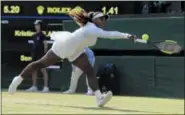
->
[92,12,109,20]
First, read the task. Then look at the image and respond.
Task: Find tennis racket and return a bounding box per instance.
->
[134,39,182,55]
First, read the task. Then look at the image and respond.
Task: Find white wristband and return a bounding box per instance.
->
[122,33,131,39]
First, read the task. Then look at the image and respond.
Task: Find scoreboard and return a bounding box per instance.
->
[1,1,137,42]
[1,1,139,42]
[1,1,135,16]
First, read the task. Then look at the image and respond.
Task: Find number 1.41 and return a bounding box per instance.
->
[102,6,118,15]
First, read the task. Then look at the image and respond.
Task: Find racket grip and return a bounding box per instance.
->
[135,39,148,44]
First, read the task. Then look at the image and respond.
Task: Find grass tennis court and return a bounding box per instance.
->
[2,90,184,114]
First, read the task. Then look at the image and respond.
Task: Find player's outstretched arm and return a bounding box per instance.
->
[88,26,137,40]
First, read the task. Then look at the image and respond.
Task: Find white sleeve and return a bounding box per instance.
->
[88,26,131,39]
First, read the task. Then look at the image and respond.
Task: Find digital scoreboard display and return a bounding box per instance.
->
[1,1,134,42]
[1,1,132,16]
[1,1,136,42]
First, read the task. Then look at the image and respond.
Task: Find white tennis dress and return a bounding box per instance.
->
[50,22,130,62]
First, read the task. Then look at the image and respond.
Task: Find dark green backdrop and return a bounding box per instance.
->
[2,56,184,98]
[2,16,184,99]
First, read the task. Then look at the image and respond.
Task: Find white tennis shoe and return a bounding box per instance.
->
[8,76,23,95]
[86,90,94,96]
[26,86,38,92]
[42,86,49,93]
[63,90,75,94]
[97,91,113,107]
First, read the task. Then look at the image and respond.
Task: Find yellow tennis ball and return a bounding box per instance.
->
[142,34,149,41]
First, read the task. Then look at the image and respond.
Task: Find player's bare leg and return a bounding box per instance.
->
[8,50,61,95]
[72,53,112,107]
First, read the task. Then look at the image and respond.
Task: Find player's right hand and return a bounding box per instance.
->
[128,34,137,41]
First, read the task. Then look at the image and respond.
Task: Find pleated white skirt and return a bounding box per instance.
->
[50,31,84,62]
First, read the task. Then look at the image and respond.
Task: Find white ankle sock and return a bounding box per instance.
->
[17,76,23,80]
[94,90,102,99]
[15,76,23,85]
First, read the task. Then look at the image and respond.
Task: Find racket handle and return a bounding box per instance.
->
[135,39,148,44]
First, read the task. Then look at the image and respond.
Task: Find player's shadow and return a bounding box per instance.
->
[62,105,161,114]
[15,102,160,114]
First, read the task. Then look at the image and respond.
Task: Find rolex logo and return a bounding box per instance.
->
[37,6,45,15]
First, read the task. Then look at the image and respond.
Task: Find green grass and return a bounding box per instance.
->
[2,90,184,114]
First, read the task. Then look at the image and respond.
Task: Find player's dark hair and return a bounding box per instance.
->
[69,7,93,26]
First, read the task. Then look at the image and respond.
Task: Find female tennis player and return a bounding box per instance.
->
[8,7,137,107]
[63,47,95,95]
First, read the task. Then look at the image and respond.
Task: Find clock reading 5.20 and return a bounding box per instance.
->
[3,5,21,14]
[102,6,118,15]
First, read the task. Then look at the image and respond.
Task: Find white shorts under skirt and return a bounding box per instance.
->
[50,31,84,62]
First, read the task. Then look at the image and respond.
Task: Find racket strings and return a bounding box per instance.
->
[158,42,181,53]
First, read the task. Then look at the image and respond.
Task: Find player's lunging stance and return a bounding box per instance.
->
[8,8,137,107]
